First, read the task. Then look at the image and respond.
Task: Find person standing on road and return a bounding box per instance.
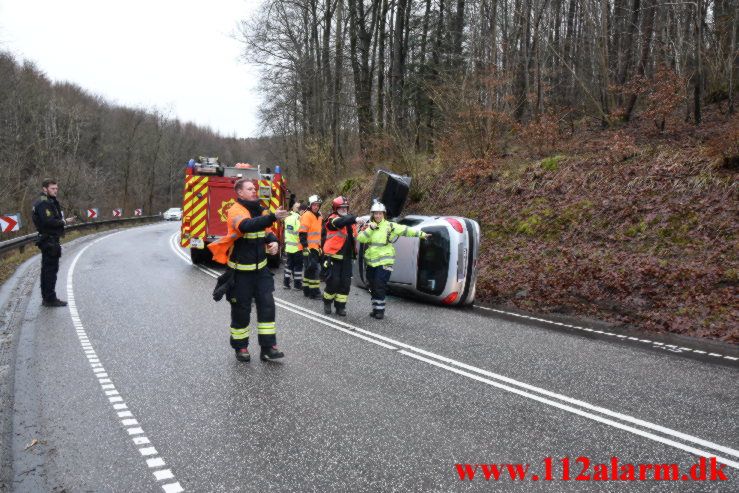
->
[299,195,323,299]
[282,201,304,290]
[208,179,289,362]
[358,201,430,319]
[321,196,365,316]
[32,179,76,307]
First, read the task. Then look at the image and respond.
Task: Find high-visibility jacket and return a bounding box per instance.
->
[208,200,277,269]
[357,219,423,267]
[323,213,358,260]
[298,210,322,250]
[284,211,303,253]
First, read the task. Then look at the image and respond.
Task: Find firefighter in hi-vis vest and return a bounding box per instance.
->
[208,178,289,362]
[299,195,323,299]
[321,196,366,316]
[358,201,431,319]
[282,201,304,289]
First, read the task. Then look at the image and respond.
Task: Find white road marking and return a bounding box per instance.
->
[400,350,739,470]
[68,232,185,492]
[168,231,739,469]
[475,305,737,360]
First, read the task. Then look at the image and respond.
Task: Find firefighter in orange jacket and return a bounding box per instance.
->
[322,196,366,316]
[208,178,289,362]
[299,195,323,299]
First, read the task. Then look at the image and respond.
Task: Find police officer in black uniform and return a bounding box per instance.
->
[32,180,75,307]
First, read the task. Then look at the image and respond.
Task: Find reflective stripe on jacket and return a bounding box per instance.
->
[357,220,423,267]
[284,211,303,253]
[298,210,322,249]
[208,201,275,268]
[323,213,357,259]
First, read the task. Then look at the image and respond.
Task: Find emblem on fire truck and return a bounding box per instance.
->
[218,199,236,222]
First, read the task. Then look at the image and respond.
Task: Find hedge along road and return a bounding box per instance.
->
[5,221,738,492]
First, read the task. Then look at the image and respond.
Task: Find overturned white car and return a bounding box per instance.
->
[353,170,480,306]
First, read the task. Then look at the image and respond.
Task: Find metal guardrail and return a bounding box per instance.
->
[0,216,164,257]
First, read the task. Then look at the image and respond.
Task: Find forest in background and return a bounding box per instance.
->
[239,0,736,188]
[0,52,277,236]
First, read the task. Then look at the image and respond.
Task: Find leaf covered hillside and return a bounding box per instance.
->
[347,111,738,344]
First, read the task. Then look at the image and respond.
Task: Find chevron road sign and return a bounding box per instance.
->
[0,214,21,232]
[134,209,142,216]
[112,208,122,217]
[87,208,98,218]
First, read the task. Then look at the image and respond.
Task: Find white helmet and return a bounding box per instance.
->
[308,194,322,206]
[370,201,386,213]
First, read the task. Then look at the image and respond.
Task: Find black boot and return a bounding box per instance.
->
[335,306,346,316]
[374,310,384,320]
[260,346,285,361]
[234,348,251,362]
[324,300,332,314]
[43,298,68,307]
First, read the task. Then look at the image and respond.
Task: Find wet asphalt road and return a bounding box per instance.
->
[8,222,739,492]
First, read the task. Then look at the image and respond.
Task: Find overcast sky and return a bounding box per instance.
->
[0,0,262,138]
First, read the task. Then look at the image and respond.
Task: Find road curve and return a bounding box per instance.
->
[6,222,738,492]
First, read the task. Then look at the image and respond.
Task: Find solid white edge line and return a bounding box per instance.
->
[168,231,739,464]
[399,350,739,470]
[275,302,397,349]
[69,230,185,491]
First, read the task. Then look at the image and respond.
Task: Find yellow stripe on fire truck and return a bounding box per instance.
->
[180,176,209,247]
[258,180,272,212]
[270,181,281,212]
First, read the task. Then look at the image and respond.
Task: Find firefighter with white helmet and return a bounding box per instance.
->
[299,195,323,299]
[358,200,431,319]
[321,196,366,316]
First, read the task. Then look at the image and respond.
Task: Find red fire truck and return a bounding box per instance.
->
[179,157,289,264]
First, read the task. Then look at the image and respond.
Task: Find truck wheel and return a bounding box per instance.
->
[191,248,210,265]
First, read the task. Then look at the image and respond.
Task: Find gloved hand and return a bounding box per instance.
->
[310,247,322,257]
[369,222,378,230]
[303,249,309,256]
[421,233,432,240]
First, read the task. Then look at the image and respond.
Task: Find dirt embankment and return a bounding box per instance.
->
[351,112,738,343]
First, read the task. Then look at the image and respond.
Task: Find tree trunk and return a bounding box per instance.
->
[624,0,655,121]
[391,0,409,130]
[332,0,344,173]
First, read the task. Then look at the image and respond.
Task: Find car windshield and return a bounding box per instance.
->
[417,226,450,295]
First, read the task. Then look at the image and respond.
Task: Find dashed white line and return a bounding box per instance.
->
[168,231,739,469]
[474,305,737,360]
[68,232,184,492]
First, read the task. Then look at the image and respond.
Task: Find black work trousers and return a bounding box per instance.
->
[365,265,392,314]
[302,250,321,298]
[228,269,277,349]
[38,237,62,301]
[323,257,353,309]
[283,251,303,288]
